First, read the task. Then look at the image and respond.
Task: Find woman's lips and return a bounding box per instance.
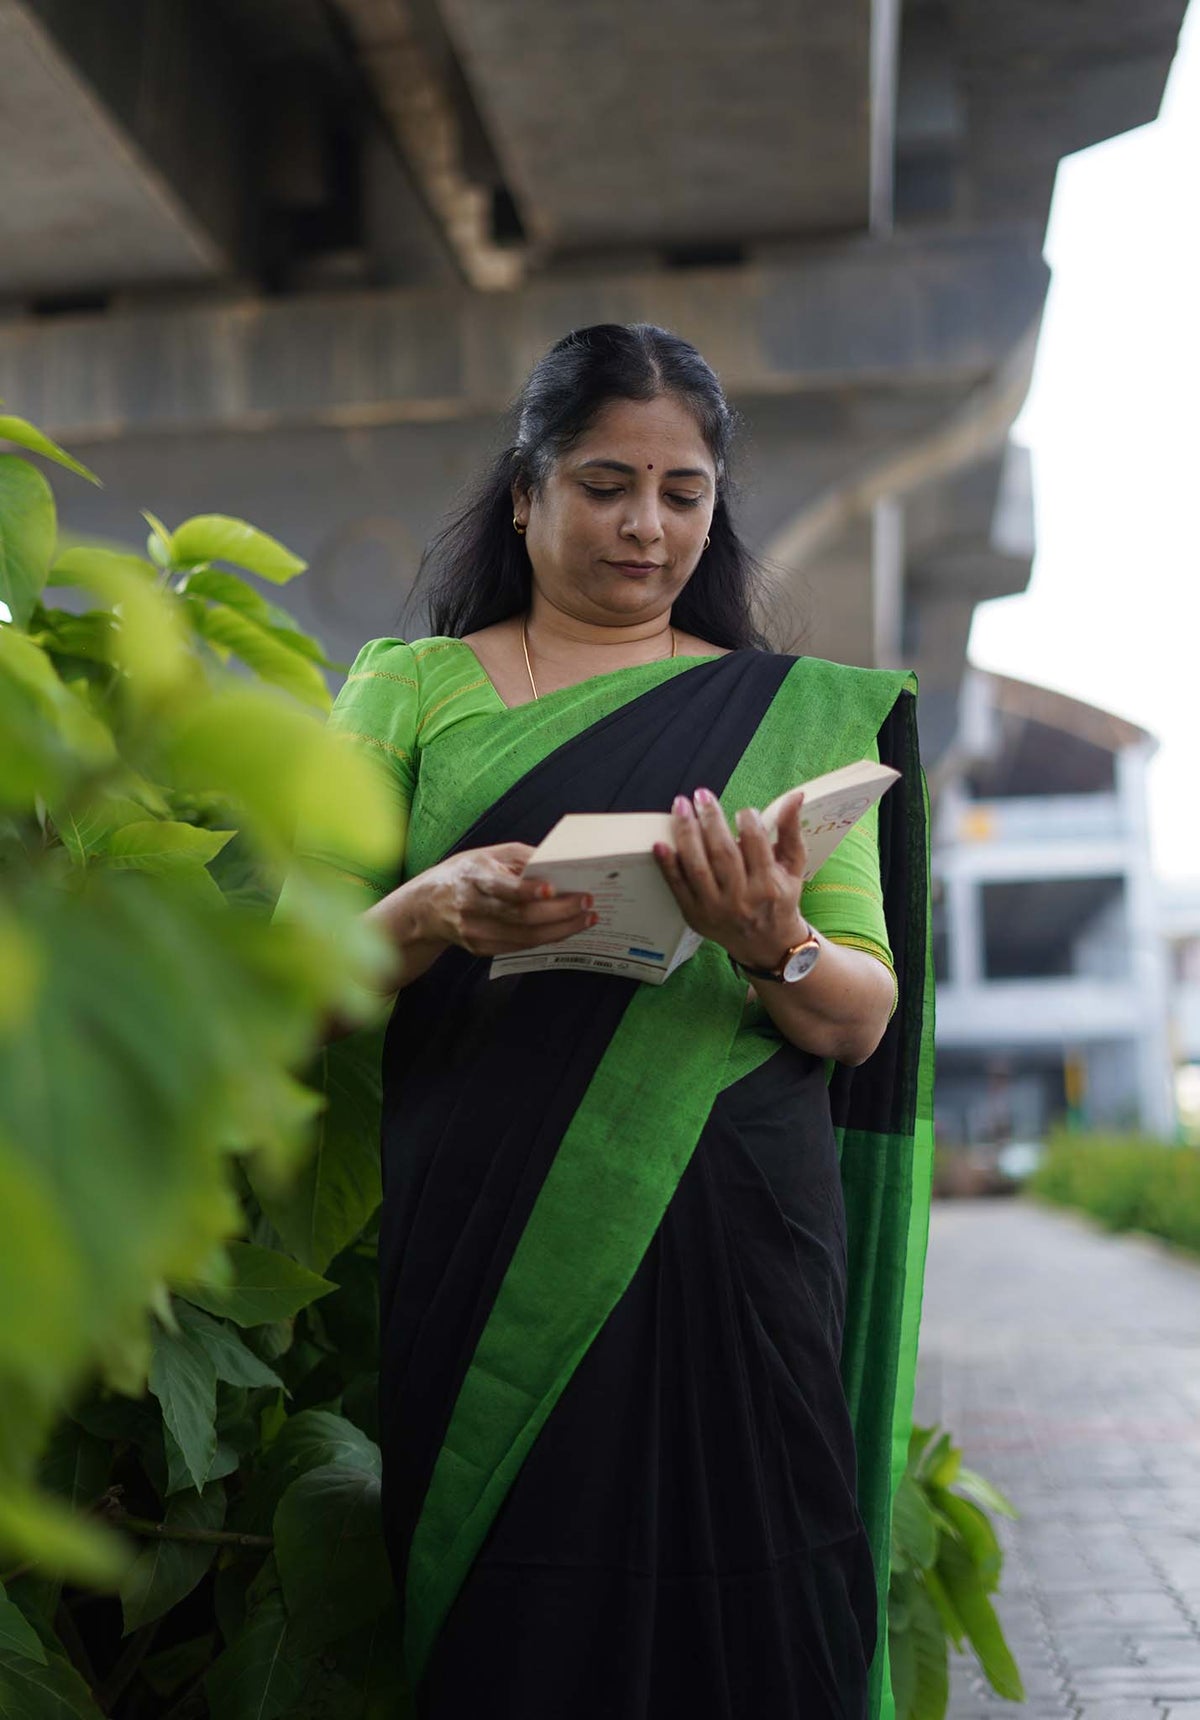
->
[607,560,662,576]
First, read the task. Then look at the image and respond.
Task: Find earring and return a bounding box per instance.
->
[703,534,710,550]
[513,516,527,535]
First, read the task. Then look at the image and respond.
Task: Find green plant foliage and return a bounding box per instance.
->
[180,1244,334,1327]
[0,420,407,1712]
[0,417,1021,1717]
[170,514,307,583]
[1029,1129,1200,1254]
[889,1423,1024,1719]
[0,455,57,628]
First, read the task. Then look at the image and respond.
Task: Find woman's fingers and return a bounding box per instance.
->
[735,805,775,881]
[691,787,744,890]
[770,789,809,877]
[671,789,742,900]
[463,903,594,953]
[478,866,556,906]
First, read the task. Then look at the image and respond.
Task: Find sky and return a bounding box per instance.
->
[968,0,1200,882]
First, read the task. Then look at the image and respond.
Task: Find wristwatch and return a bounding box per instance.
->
[731,928,821,985]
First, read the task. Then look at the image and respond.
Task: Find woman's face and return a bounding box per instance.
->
[515,394,716,627]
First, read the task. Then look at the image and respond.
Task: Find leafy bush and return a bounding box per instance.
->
[0,415,404,1716]
[1029,1129,1200,1255]
[889,1424,1024,1720]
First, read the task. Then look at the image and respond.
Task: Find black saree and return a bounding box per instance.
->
[376,650,932,1719]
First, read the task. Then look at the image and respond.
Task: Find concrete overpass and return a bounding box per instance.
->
[0,0,1187,760]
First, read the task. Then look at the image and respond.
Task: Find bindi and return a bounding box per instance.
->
[647,463,654,470]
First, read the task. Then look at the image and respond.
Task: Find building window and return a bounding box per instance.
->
[981,876,1128,981]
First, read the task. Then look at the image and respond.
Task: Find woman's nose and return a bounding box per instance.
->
[620,500,664,544]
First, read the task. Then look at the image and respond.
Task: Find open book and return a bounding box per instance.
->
[489,759,899,985]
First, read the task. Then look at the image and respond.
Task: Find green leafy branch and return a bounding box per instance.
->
[888,1423,1025,1720]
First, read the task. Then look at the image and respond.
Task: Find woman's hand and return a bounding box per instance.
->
[652,786,894,1065]
[653,787,810,970]
[381,842,596,960]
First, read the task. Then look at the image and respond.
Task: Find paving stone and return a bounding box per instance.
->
[916,1202,1200,1720]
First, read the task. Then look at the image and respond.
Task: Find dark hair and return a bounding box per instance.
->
[415,323,768,649]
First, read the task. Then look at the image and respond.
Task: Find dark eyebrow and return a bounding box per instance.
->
[576,458,711,483]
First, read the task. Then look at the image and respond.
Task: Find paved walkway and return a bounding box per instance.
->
[913,1198,1200,1720]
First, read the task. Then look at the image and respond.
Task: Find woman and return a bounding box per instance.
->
[301,324,934,1720]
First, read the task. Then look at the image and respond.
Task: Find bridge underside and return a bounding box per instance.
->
[0,0,1187,763]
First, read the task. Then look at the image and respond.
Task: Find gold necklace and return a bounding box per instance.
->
[521,619,676,703]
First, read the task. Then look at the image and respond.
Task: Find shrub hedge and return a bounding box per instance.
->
[1028,1130,1200,1257]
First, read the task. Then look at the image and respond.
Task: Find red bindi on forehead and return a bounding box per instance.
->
[647,463,654,470]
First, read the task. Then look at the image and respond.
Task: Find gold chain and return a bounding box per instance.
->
[521,618,676,703]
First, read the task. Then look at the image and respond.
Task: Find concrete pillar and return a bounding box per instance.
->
[1116,741,1176,1137]
[871,495,905,668]
[945,868,984,987]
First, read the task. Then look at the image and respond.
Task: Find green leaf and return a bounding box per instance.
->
[0,1481,129,1587]
[888,1573,918,1720]
[103,820,235,873]
[30,609,119,668]
[907,1580,951,1720]
[37,1423,111,1517]
[923,1565,967,1651]
[180,570,332,663]
[164,1428,239,1498]
[171,516,306,584]
[252,1034,383,1273]
[48,548,190,697]
[142,512,173,570]
[148,1323,218,1494]
[0,1648,106,1717]
[174,1303,284,1392]
[921,1432,961,1489]
[180,1243,334,1327]
[0,418,99,485]
[0,1592,48,1664]
[119,1482,226,1633]
[891,1473,938,1573]
[0,627,115,808]
[165,687,399,874]
[0,1136,84,1386]
[937,1538,1024,1701]
[0,911,40,1030]
[273,1463,391,1651]
[193,604,330,710]
[205,1591,306,1720]
[0,455,57,629]
[953,1465,1019,1521]
[331,1606,408,1718]
[53,795,155,865]
[931,1488,1002,1590]
[269,1411,381,1484]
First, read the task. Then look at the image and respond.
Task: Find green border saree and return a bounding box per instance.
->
[309,643,933,1718]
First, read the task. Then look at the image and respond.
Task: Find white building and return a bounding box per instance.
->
[932,669,1176,1146]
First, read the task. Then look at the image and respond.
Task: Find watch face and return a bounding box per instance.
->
[783,941,821,982]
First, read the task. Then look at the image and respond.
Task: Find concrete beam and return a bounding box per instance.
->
[432,0,873,253]
[0,0,248,297]
[761,310,1042,576]
[0,227,1049,441]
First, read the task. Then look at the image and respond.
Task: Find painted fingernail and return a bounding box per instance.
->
[673,795,692,818]
[587,913,599,927]
[539,883,554,898]
[694,787,716,808]
[582,894,594,909]
[653,842,670,859]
